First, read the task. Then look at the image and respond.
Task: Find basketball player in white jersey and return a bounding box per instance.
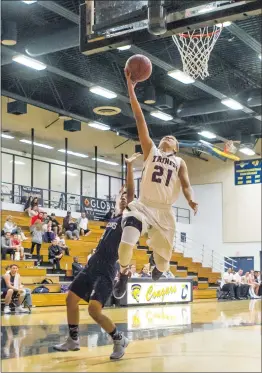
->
[113,69,198,299]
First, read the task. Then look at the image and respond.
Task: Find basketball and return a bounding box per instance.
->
[125,54,152,82]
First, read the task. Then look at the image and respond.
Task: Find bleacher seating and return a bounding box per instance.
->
[1,210,219,306]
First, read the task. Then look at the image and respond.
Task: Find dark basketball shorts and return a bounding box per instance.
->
[69,266,115,307]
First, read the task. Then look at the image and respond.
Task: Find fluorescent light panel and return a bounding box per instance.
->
[167,70,195,84]
[58,149,88,158]
[92,158,119,166]
[221,98,243,110]
[198,131,216,139]
[117,45,131,51]
[20,139,53,149]
[1,133,14,139]
[12,55,46,70]
[259,54,261,60]
[239,147,255,156]
[22,1,37,3]
[88,121,110,131]
[150,111,173,121]
[89,86,117,99]
[216,21,232,27]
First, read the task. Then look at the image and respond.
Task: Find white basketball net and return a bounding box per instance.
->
[172,26,223,80]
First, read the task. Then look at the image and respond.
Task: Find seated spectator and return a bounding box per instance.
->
[10,234,24,260]
[16,227,27,242]
[220,268,240,300]
[3,216,17,235]
[48,239,63,272]
[55,234,70,256]
[78,212,91,237]
[130,264,140,278]
[163,269,175,279]
[42,212,50,232]
[233,269,249,299]
[63,211,71,232]
[248,270,260,298]
[43,223,56,243]
[49,213,62,235]
[30,212,44,227]
[87,248,96,262]
[4,265,33,309]
[140,265,151,278]
[26,197,40,217]
[1,232,15,260]
[65,218,79,240]
[30,220,43,262]
[72,257,83,278]
[103,208,114,222]
[2,264,28,313]
[24,196,33,213]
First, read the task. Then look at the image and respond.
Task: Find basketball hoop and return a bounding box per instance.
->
[172,25,223,80]
[224,140,237,154]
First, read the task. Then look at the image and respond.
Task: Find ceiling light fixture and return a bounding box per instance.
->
[20,139,53,149]
[198,130,216,139]
[62,171,77,177]
[216,21,232,27]
[150,111,173,121]
[22,1,37,4]
[167,70,195,84]
[58,149,88,158]
[12,55,46,70]
[92,158,119,166]
[1,133,14,139]
[88,121,110,131]
[259,54,261,60]
[10,160,25,165]
[197,5,215,14]
[117,45,131,51]
[89,86,117,99]
[239,147,255,156]
[221,98,244,110]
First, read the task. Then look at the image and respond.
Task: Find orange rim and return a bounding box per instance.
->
[179,28,222,38]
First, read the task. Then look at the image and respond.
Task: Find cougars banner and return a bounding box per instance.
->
[81,196,115,221]
[21,186,43,206]
[127,280,192,305]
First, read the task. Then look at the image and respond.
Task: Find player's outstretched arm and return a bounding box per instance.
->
[178,160,198,215]
[125,153,141,204]
[125,69,152,160]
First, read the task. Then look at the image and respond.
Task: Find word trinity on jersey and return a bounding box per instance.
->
[152,155,178,171]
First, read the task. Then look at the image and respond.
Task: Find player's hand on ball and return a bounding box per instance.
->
[124,68,137,88]
[189,200,198,215]
[125,153,141,165]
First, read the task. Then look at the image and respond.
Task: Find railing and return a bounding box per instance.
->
[174,230,237,274]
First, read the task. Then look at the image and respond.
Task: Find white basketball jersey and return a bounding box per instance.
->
[139,144,182,205]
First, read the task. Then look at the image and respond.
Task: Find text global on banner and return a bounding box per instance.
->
[81,196,115,221]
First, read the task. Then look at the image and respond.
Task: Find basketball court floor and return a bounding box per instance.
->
[1,299,261,372]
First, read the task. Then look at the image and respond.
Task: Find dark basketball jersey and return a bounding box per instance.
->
[87,214,122,273]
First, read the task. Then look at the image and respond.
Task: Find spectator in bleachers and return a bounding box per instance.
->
[42,212,50,232]
[220,268,240,300]
[2,264,28,313]
[1,232,15,260]
[16,227,27,242]
[65,218,79,240]
[63,211,71,232]
[25,197,40,217]
[248,270,260,298]
[4,265,33,309]
[140,265,151,278]
[43,223,56,243]
[72,257,83,278]
[10,234,25,260]
[48,239,63,272]
[30,212,44,227]
[24,196,33,213]
[87,248,96,262]
[78,212,91,237]
[3,216,18,234]
[233,269,249,299]
[55,234,70,256]
[130,264,140,278]
[30,220,43,262]
[49,213,62,235]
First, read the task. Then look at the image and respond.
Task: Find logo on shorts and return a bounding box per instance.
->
[131,284,141,303]
[181,284,188,300]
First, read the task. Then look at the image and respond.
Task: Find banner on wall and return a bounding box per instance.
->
[127,280,192,305]
[21,186,43,206]
[81,196,115,220]
[234,159,261,185]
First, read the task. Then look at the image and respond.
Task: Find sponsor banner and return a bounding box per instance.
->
[234,159,261,185]
[81,196,115,221]
[21,186,43,206]
[127,280,192,305]
[127,305,191,330]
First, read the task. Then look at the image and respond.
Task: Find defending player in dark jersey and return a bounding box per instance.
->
[53,153,141,360]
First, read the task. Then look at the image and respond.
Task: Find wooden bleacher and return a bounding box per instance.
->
[1,210,219,306]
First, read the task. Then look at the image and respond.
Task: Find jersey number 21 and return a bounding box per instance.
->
[152,165,173,186]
